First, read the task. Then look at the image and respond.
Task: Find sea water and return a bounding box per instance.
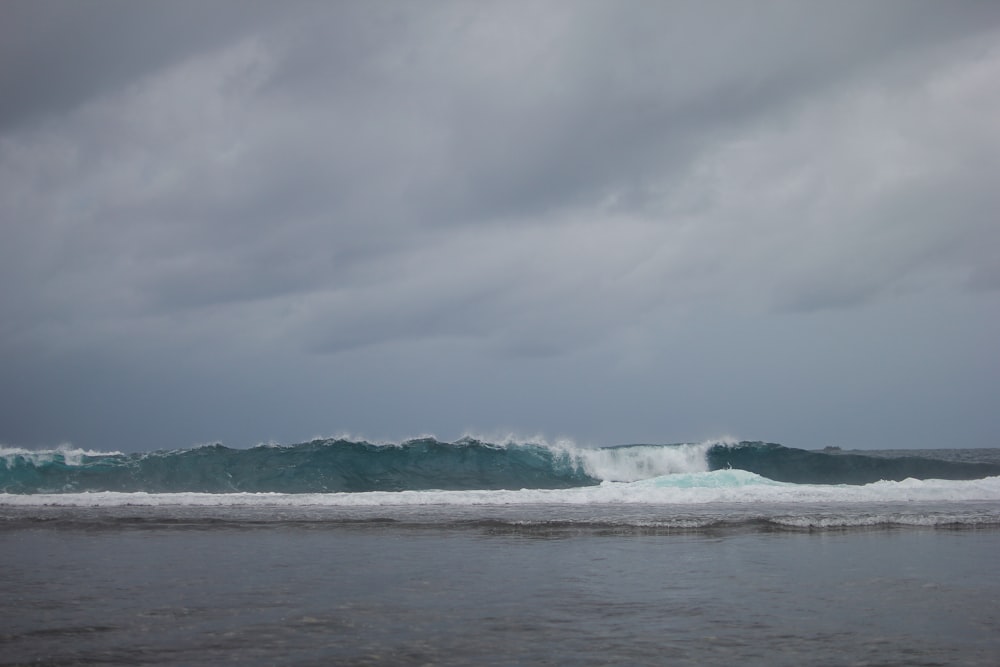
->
[3,440,1000,665]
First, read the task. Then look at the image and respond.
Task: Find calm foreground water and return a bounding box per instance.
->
[3,505,999,666]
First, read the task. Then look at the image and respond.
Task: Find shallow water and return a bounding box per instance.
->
[3,514,999,666]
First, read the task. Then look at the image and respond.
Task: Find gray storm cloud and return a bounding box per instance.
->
[1,1,999,450]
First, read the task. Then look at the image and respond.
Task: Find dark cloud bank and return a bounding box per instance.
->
[2,1,999,451]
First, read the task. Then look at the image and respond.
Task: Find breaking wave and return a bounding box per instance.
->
[2,438,999,495]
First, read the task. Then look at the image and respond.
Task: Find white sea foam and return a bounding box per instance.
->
[4,472,999,508]
[0,446,123,467]
[575,443,714,481]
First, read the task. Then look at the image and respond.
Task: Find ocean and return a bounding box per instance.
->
[3,439,1000,666]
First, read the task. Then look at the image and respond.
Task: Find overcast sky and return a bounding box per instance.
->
[2,1,999,451]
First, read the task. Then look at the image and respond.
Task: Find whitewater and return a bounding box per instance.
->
[6,471,1000,509]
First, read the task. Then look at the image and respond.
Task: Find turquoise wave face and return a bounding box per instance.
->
[2,439,999,494]
[0,439,598,494]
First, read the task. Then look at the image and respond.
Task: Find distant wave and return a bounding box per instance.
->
[2,438,999,494]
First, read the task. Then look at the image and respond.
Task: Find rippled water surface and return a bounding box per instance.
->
[3,510,999,666]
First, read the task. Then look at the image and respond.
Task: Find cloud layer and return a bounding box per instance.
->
[2,1,999,450]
